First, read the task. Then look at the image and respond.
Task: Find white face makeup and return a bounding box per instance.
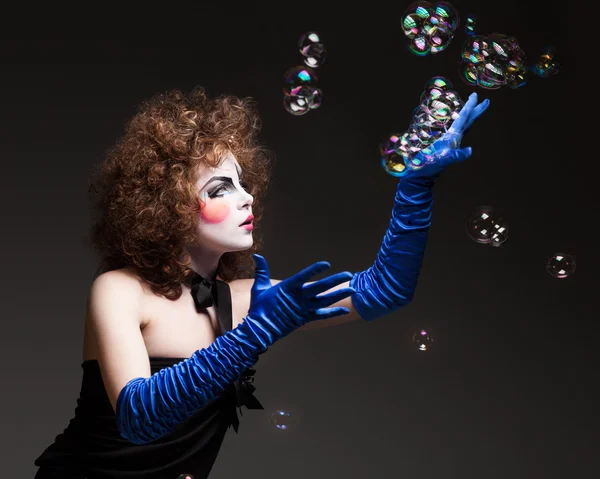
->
[193,153,254,254]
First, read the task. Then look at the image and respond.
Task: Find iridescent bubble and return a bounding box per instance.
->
[381,133,411,177]
[402,2,431,39]
[427,22,454,54]
[466,205,508,245]
[283,66,318,95]
[419,90,464,131]
[413,329,434,351]
[464,14,476,35]
[308,88,323,109]
[488,220,509,247]
[434,2,459,28]
[402,1,460,56]
[176,475,194,479]
[283,66,321,116]
[298,31,327,68]
[270,409,296,430]
[546,253,576,279]
[283,94,311,116]
[420,75,453,102]
[459,60,479,86]
[412,121,444,147]
[530,45,560,78]
[460,33,528,89]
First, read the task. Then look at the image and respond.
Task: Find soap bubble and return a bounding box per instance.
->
[413,329,434,351]
[488,221,509,247]
[530,45,560,78]
[464,14,476,35]
[466,205,508,246]
[402,1,460,56]
[283,66,321,115]
[420,75,452,102]
[420,92,463,126]
[381,133,411,176]
[270,409,296,430]
[546,253,576,278]
[298,31,326,68]
[460,33,528,89]
[283,65,318,94]
[283,94,311,116]
[308,88,323,109]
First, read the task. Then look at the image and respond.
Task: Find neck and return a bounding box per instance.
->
[182,246,221,280]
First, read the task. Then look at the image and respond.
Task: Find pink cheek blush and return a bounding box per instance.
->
[200,199,230,224]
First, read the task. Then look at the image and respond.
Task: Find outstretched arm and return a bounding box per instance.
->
[346,93,489,324]
[231,93,490,330]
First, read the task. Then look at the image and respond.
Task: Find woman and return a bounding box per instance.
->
[33,86,489,478]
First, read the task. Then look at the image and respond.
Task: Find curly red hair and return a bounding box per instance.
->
[85,86,273,300]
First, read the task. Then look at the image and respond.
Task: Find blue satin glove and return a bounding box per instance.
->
[116,254,355,444]
[350,93,490,321]
[241,254,356,352]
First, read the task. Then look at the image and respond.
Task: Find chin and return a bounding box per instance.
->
[227,238,254,252]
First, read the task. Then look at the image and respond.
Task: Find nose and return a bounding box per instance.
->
[239,189,253,209]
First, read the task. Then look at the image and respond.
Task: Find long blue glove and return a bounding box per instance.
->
[116,254,355,445]
[350,93,490,321]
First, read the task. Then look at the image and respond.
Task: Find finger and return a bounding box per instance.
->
[313,286,357,308]
[450,146,473,163]
[287,260,332,287]
[313,306,351,321]
[463,98,490,131]
[301,271,354,296]
[448,92,478,133]
[252,254,272,287]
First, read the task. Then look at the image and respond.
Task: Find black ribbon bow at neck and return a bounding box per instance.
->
[189,273,218,310]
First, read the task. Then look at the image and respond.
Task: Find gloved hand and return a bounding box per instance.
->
[402,92,491,180]
[349,93,490,321]
[117,254,355,444]
[240,254,356,352]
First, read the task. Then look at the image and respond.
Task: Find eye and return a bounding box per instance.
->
[240,181,250,191]
[208,184,230,198]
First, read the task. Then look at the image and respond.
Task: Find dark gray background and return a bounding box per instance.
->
[2,1,593,478]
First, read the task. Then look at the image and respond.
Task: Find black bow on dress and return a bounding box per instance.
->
[189,274,218,310]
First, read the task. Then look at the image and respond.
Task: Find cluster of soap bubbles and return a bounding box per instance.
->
[402,2,559,88]
[401,1,460,56]
[381,76,464,177]
[283,32,325,116]
[460,33,529,89]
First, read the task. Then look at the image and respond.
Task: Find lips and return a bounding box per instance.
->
[240,214,254,226]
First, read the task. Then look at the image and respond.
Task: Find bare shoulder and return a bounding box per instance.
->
[86,268,151,413]
[88,268,146,328]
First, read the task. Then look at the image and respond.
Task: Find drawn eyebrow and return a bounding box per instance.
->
[201,176,234,190]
